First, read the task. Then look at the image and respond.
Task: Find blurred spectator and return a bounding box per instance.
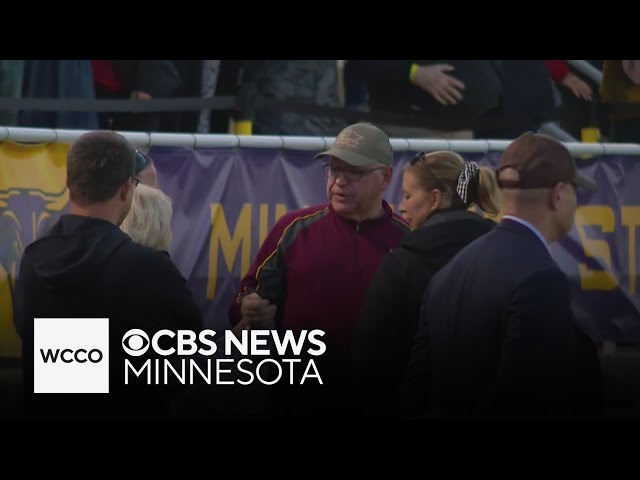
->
[549,60,607,140]
[242,60,346,136]
[208,60,244,133]
[343,60,369,111]
[92,60,183,132]
[474,60,556,139]
[171,60,206,133]
[92,60,129,129]
[0,60,24,126]
[19,60,99,129]
[185,60,245,134]
[113,60,183,132]
[545,60,592,101]
[93,60,242,134]
[348,60,502,139]
[623,60,640,83]
[600,60,640,142]
[197,60,221,133]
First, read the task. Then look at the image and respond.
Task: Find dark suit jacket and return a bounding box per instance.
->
[404,218,603,419]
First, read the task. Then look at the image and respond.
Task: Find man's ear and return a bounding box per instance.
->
[549,182,563,211]
[381,166,393,190]
[120,179,132,201]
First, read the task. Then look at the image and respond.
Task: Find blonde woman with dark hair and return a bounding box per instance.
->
[120,183,173,253]
[351,150,500,417]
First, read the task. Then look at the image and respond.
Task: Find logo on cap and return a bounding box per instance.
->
[334,128,364,150]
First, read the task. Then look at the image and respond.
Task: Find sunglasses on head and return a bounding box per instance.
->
[408,152,448,191]
[410,151,427,165]
[134,150,151,175]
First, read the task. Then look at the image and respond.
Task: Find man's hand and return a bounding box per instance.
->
[410,64,465,106]
[230,317,250,337]
[131,90,152,100]
[240,292,277,328]
[561,73,592,101]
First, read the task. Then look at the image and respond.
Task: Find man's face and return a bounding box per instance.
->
[325,157,390,221]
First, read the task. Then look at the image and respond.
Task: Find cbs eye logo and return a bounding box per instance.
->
[122,329,150,356]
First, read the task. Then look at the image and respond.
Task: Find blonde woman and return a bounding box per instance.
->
[120,183,172,253]
[352,150,501,417]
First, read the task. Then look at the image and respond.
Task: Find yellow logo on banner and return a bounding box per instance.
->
[0,141,70,358]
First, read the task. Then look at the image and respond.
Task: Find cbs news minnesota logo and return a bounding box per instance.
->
[33,318,109,394]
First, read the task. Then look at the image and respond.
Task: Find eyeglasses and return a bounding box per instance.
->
[322,163,387,182]
[132,176,140,188]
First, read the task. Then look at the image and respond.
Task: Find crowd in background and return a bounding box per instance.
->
[0,60,638,142]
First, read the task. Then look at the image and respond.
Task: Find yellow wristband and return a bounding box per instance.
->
[409,63,419,81]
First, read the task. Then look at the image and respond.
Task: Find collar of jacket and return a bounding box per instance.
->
[417,206,478,229]
[329,199,394,229]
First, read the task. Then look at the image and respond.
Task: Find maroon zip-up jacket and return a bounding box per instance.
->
[229,201,409,379]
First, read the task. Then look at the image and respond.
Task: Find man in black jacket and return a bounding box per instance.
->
[14,130,203,419]
[473,60,558,139]
[404,132,603,419]
[346,60,502,138]
[106,60,183,132]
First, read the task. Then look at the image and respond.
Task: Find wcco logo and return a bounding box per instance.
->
[40,348,104,364]
[33,318,109,394]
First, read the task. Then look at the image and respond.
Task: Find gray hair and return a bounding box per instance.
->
[120,183,173,251]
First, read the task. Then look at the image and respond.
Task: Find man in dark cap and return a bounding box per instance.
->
[404,132,603,419]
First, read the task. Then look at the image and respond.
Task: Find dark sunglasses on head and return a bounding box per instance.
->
[408,152,448,191]
[134,150,151,175]
[410,151,427,165]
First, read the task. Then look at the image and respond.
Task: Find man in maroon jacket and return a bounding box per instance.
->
[228,122,410,417]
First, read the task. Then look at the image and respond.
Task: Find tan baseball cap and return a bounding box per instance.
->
[315,122,393,167]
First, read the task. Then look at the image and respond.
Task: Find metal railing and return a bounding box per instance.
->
[2,126,639,156]
[566,60,603,85]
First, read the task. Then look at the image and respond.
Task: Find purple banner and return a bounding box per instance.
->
[150,147,640,343]
[1,145,639,359]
